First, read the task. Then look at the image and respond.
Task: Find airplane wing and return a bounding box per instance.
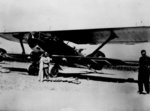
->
[0,26,149,44]
[47,26,150,44]
[0,32,28,43]
[0,33,20,42]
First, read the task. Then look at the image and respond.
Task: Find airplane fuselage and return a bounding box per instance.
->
[27,33,106,70]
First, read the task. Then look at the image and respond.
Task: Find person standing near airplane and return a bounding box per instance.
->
[138,50,150,94]
[38,52,52,82]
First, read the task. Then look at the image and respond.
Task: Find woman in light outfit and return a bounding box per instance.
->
[38,52,52,82]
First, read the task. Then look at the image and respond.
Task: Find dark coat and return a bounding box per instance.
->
[139,56,150,82]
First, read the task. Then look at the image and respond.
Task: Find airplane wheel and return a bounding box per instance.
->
[51,66,59,77]
[89,64,103,70]
[89,60,104,70]
[0,48,7,62]
[28,64,39,76]
[96,51,105,70]
[0,48,7,54]
[98,65,103,70]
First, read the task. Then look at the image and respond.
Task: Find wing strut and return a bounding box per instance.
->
[88,30,118,57]
[12,33,26,55]
[19,37,25,55]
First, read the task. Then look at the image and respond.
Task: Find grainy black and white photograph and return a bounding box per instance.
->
[0,0,150,111]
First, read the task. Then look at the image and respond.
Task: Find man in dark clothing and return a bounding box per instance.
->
[138,50,150,94]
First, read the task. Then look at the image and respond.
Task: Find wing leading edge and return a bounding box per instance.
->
[0,26,149,44]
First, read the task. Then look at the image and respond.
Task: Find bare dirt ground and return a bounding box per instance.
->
[0,62,150,111]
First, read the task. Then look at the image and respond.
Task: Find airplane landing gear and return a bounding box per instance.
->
[88,51,106,70]
[50,63,61,77]
[0,48,7,62]
[28,62,61,78]
[28,62,39,76]
[50,66,58,77]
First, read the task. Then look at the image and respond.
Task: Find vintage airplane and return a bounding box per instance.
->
[0,26,149,76]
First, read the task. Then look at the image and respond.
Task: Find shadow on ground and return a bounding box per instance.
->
[57,72,137,83]
[3,67,28,72]
[2,67,138,83]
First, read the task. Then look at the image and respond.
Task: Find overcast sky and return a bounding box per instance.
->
[0,0,150,32]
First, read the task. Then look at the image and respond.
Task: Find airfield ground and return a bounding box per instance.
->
[0,61,150,111]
